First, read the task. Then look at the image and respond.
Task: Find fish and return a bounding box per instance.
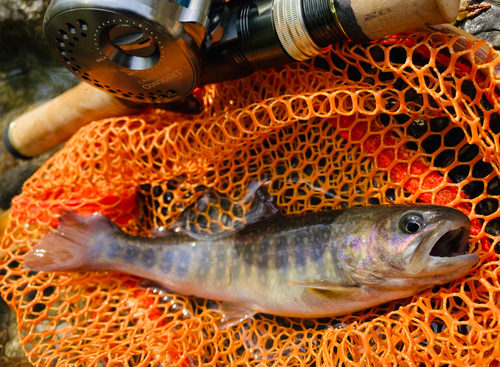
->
[23,195,479,328]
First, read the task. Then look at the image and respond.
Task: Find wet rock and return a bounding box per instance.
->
[0,357,32,367]
[0,164,42,210]
[0,0,48,22]
[0,298,30,366]
[0,140,16,183]
[458,1,500,49]
[0,23,78,115]
[4,323,23,358]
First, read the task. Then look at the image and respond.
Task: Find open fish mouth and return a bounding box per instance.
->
[408,220,479,278]
[429,226,470,258]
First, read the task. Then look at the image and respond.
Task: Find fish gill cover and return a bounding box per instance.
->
[0,30,500,366]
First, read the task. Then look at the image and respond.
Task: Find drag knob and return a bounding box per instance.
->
[100,24,160,70]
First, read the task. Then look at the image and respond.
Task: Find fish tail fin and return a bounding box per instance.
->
[23,209,118,272]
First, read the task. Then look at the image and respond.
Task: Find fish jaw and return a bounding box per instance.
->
[418,252,479,281]
[407,216,478,278]
[360,253,478,293]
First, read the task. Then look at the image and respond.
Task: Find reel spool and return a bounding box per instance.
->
[44,0,209,103]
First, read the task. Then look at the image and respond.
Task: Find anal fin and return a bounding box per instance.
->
[216,302,257,330]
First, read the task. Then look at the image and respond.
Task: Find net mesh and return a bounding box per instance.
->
[1,30,500,366]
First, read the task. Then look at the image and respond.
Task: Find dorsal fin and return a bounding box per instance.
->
[244,185,281,224]
[172,183,281,240]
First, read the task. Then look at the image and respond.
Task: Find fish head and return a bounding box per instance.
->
[339,205,479,293]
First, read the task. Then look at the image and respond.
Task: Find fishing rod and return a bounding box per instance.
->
[4,0,460,158]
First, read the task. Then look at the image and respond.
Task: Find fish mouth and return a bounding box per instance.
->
[409,220,479,278]
[428,226,470,258]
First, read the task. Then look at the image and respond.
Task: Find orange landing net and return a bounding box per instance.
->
[1,30,500,366]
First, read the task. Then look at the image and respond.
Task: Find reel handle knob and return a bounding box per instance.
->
[108,25,156,58]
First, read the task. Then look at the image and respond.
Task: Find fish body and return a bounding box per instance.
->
[24,204,479,320]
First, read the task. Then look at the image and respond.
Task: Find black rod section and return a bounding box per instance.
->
[301,0,349,47]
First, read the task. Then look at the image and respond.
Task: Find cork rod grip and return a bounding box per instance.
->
[333,0,460,42]
[4,83,142,159]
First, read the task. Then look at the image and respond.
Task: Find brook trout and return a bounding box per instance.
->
[24,202,479,327]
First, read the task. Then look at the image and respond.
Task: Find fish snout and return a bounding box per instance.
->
[406,217,473,275]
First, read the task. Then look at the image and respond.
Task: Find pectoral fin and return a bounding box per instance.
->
[216,302,257,330]
[288,279,361,299]
[288,279,360,290]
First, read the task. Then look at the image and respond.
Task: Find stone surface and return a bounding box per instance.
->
[0,298,31,366]
[459,0,500,48]
[0,0,48,22]
[4,322,23,358]
[0,164,42,210]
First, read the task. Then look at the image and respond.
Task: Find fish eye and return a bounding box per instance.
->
[400,214,424,234]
